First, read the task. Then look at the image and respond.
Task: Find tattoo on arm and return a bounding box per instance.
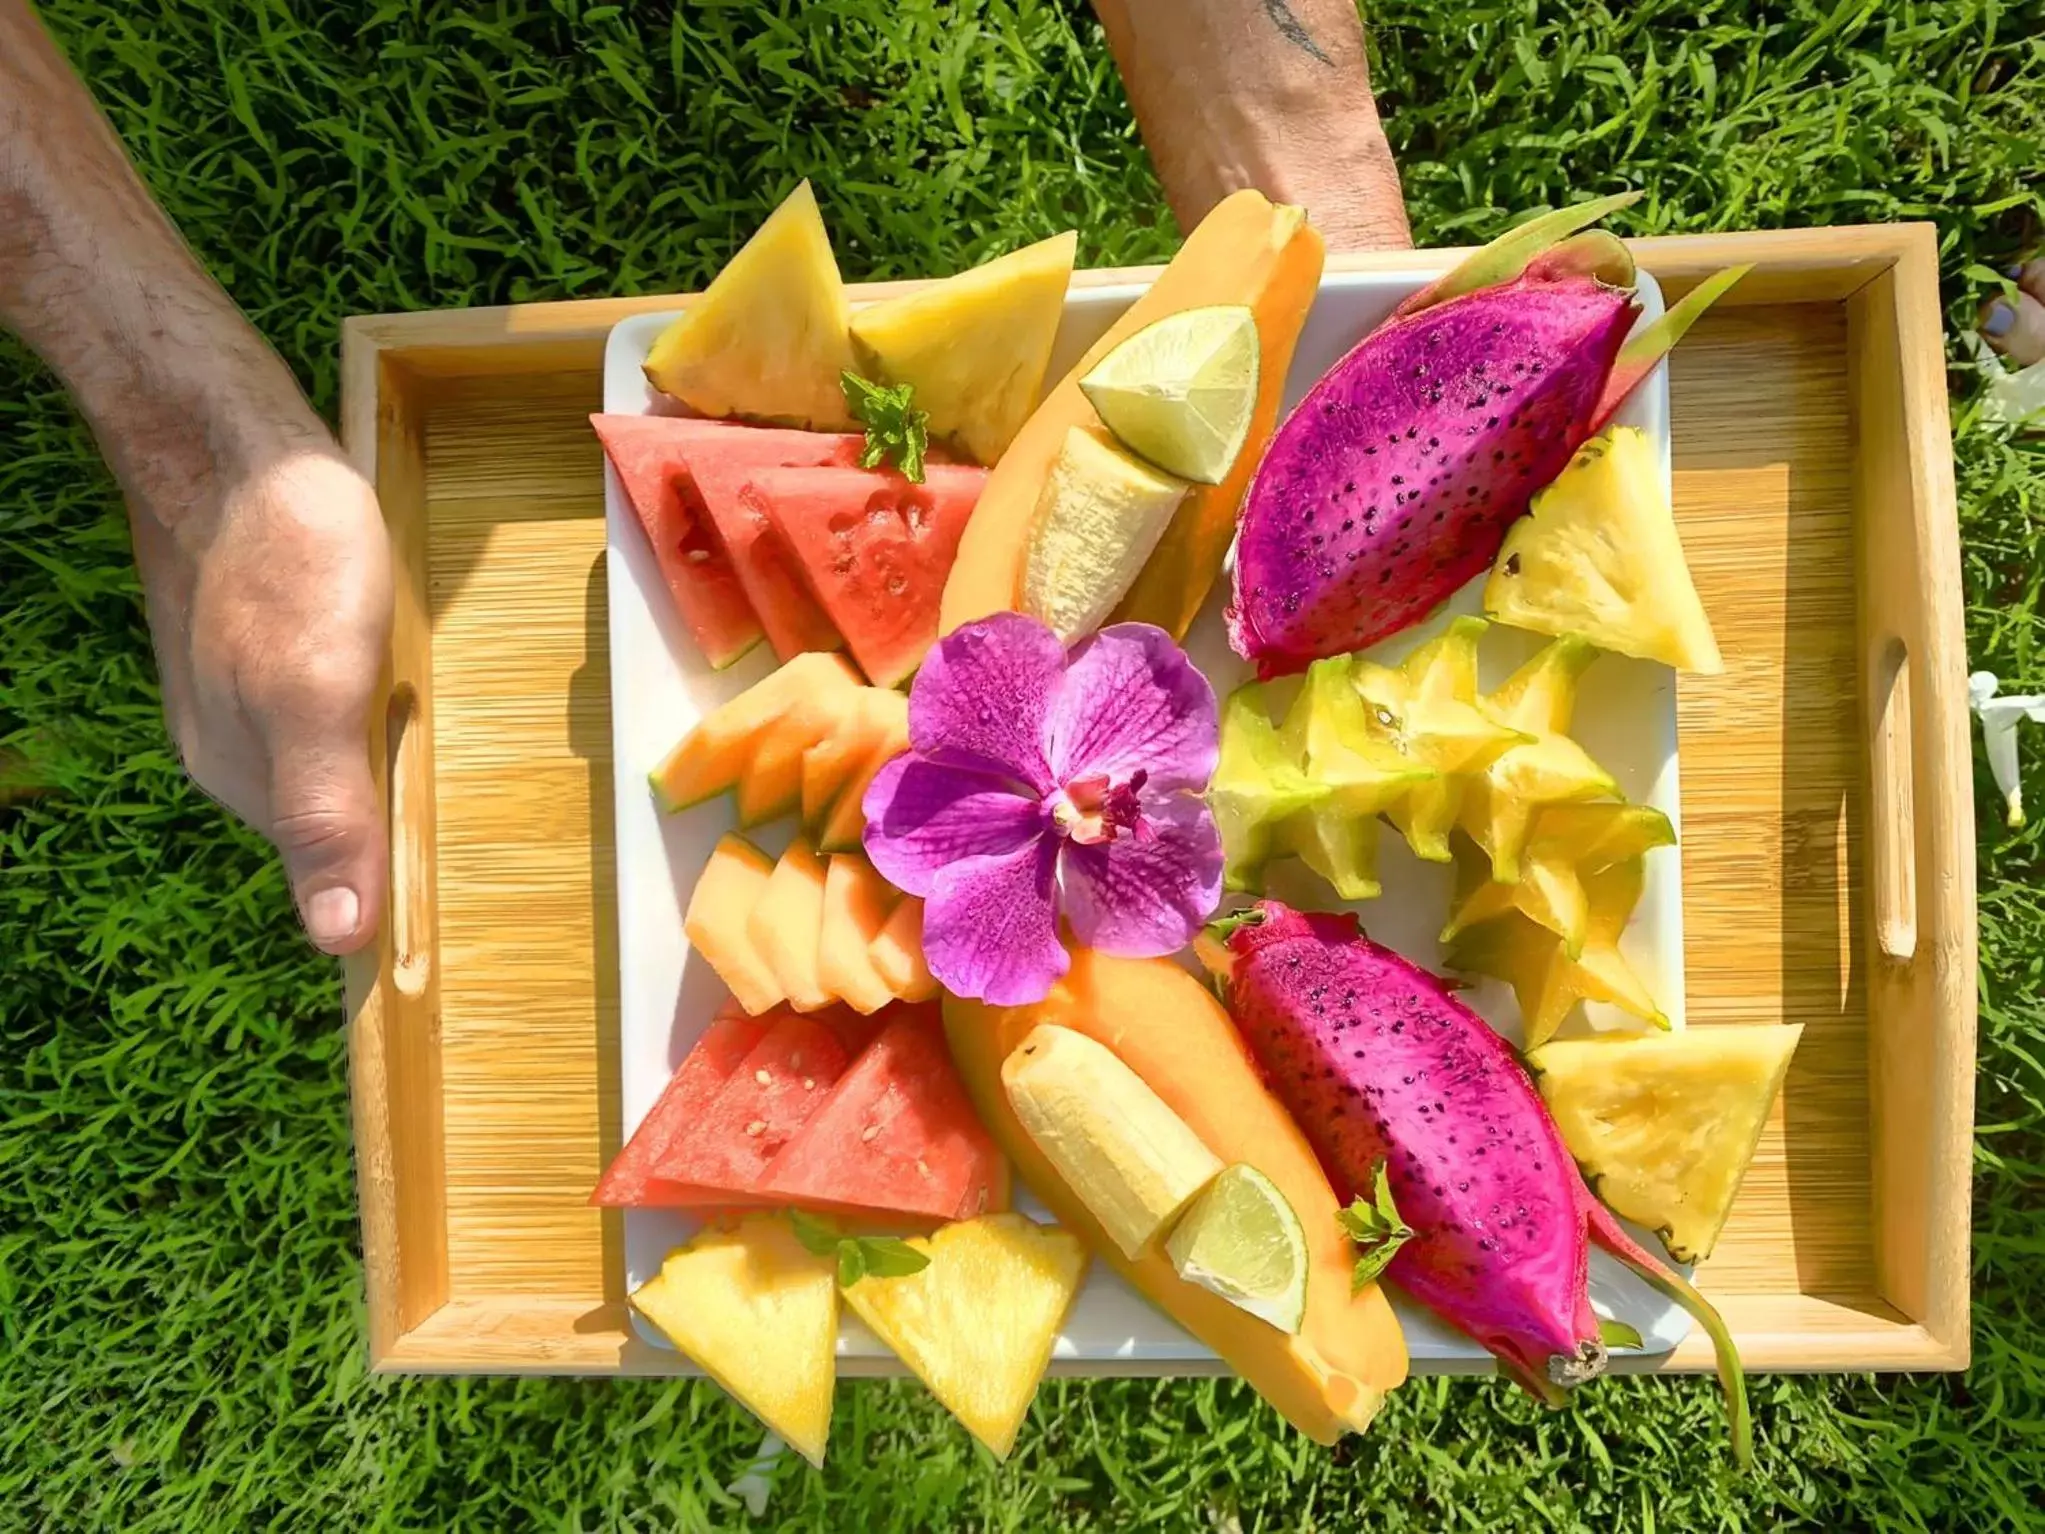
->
[1262,0,1333,65]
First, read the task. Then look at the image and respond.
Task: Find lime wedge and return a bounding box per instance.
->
[1164,1163,1307,1333]
[1079,305,1260,484]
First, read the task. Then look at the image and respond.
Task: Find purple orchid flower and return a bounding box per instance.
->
[860,612,1224,1006]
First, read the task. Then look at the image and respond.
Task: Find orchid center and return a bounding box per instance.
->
[1051,768,1150,846]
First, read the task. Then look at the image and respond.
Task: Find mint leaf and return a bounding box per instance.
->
[836,1240,866,1288]
[840,371,929,483]
[789,1209,842,1258]
[1598,1317,1645,1351]
[1339,1161,1415,1294]
[854,1237,931,1280]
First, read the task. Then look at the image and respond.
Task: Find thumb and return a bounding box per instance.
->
[266,723,386,956]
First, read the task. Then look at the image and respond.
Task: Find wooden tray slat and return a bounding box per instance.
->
[342,227,1974,1378]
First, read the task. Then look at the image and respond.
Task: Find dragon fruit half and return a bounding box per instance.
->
[1204,901,1751,1464]
[1228,193,1729,677]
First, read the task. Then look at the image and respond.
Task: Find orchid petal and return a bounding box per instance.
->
[861,755,1048,897]
[1060,792,1224,958]
[909,612,1064,791]
[922,837,1067,1004]
[1048,623,1219,793]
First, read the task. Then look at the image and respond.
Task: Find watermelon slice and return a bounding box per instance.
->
[686,435,868,660]
[594,414,762,668]
[760,1004,1008,1221]
[745,463,989,687]
[591,1004,770,1207]
[652,1011,855,1194]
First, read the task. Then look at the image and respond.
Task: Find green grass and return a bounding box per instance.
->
[2,1,2041,1528]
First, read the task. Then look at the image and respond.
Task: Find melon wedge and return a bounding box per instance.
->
[869,896,937,1002]
[736,684,867,827]
[818,704,911,854]
[945,949,1408,1444]
[591,1005,771,1207]
[685,835,785,1014]
[838,1214,1086,1460]
[939,190,1324,640]
[653,1010,854,1192]
[849,231,1078,466]
[630,1213,839,1467]
[651,651,861,813]
[761,1004,1008,1221]
[817,854,901,1015]
[642,181,858,431]
[747,838,833,1012]
[802,687,909,830]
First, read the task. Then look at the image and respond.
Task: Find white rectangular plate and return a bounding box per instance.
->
[603,263,1692,1369]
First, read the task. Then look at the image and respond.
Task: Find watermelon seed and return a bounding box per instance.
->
[789,1051,805,1070]
[745,1120,767,1137]
[802,1077,815,1091]
[915,1159,932,1179]
[861,1124,880,1142]
[754,1069,772,1086]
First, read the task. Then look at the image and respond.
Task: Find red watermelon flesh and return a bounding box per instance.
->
[759,1003,1009,1221]
[682,427,873,660]
[651,1010,855,1194]
[744,463,989,687]
[590,1004,769,1208]
[593,414,762,669]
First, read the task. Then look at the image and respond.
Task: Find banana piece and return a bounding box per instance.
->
[1020,427,1189,642]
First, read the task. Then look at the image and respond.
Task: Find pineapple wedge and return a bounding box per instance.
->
[1002,1024,1223,1258]
[1528,1024,1803,1264]
[1444,858,1665,1047]
[630,1213,839,1466]
[643,181,857,429]
[840,1214,1089,1459]
[1485,426,1724,674]
[850,231,1078,465]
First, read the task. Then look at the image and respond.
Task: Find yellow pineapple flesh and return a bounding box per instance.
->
[1527,1023,1803,1264]
[1484,426,1724,674]
[838,1213,1088,1459]
[643,181,857,429]
[850,231,1078,465]
[630,1213,840,1467]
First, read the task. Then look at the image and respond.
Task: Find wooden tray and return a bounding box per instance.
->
[339,225,1975,1379]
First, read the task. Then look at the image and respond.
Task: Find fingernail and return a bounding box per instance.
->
[1983,301,2017,338]
[306,886,360,947]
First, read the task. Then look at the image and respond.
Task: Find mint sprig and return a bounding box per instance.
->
[789,1209,930,1287]
[1336,1161,1415,1293]
[841,371,929,483]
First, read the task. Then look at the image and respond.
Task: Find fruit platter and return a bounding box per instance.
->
[584,182,1822,1467]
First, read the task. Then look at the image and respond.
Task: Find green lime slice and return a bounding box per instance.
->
[1164,1163,1308,1334]
[1079,305,1260,484]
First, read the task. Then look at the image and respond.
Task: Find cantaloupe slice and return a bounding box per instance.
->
[641,181,858,431]
[849,232,1079,467]
[837,1214,1087,1460]
[685,835,785,1014]
[735,682,867,827]
[651,651,861,812]
[630,1213,839,1467]
[748,838,832,1011]
[818,707,912,854]
[939,191,1324,640]
[816,854,902,1015]
[804,689,909,842]
[869,897,937,1003]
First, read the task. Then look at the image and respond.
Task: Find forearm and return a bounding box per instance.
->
[1091,0,1409,249]
[0,2,323,534]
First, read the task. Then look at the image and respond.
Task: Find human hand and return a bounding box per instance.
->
[1981,261,2045,367]
[129,429,393,956]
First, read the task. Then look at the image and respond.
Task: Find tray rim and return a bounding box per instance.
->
[339,222,1976,1380]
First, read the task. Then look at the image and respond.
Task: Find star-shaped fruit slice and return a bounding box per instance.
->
[1441,802,1675,958]
[1210,682,1328,893]
[1458,635,1618,882]
[1350,617,1530,863]
[1274,658,1433,899]
[1444,858,1666,1048]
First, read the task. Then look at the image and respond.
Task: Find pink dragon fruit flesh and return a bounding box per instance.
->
[1205,900,1752,1465]
[1229,193,1660,677]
